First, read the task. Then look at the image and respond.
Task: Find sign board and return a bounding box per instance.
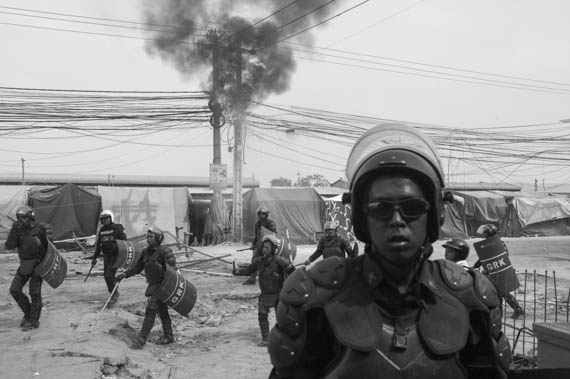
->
[209,163,227,189]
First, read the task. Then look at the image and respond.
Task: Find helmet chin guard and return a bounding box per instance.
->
[346,123,446,243]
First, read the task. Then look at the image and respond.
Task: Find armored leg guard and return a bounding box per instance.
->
[10,273,31,325]
[157,303,174,345]
[22,302,42,330]
[258,312,270,346]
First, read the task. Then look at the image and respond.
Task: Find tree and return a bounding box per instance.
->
[294,174,330,187]
[270,177,292,187]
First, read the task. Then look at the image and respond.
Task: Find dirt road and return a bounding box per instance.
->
[1,236,569,378]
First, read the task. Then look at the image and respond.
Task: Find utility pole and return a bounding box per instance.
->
[208,30,226,241]
[21,158,25,186]
[232,43,244,242]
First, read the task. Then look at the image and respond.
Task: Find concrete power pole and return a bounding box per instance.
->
[208,30,226,242]
[232,45,244,242]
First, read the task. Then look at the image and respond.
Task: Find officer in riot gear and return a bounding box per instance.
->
[268,124,511,378]
[5,205,51,330]
[116,226,177,348]
[92,210,126,305]
[443,238,471,269]
[243,205,277,285]
[234,234,295,347]
[305,221,355,266]
[474,224,525,319]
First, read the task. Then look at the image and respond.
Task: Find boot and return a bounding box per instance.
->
[15,298,31,327]
[108,291,120,307]
[22,303,41,331]
[132,334,147,349]
[157,316,174,345]
[258,313,269,347]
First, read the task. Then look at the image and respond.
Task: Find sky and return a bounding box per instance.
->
[1,0,570,189]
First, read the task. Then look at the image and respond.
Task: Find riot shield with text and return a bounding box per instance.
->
[113,240,144,270]
[35,241,67,289]
[154,266,197,317]
[473,234,520,296]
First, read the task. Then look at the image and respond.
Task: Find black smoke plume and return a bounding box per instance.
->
[143,0,339,112]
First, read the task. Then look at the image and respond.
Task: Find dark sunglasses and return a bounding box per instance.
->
[364,198,430,220]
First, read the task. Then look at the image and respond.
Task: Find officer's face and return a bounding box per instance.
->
[262,241,273,256]
[325,229,336,237]
[101,216,111,226]
[364,174,428,266]
[147,232,158,247]
[444,248,457,261]
[258,212,268,220]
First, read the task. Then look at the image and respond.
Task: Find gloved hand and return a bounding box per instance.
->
[304,259,311,266]
[11,220,24,230]
[91,257,98,266]
[116,273,126,282]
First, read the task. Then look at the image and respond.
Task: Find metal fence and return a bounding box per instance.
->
[503,270,570,369]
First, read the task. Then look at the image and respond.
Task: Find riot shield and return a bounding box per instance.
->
[154,265,197,317]
[35,241,67,289]
[113,240,144,270]
[473,234,520,296]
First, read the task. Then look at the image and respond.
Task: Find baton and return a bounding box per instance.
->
[89,282,119,333]
[84,263,96,283]
[236,247,253,252]
[177,253,232,269]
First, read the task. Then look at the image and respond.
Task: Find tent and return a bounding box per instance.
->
[97,186,190,238]
[243,188,325,245]
[0,186,28,241]
[28,183,102,240]
[322,194,355,242]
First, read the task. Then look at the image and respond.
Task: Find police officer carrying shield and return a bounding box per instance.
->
[268,124,511,379]
[443,238,471,269]
[116,226,177,348]
[243,205,277,285]
[91,210,126,305]
[305,221,355,266]
[5,206,51,330]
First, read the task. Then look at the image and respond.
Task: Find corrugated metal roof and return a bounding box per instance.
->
[0,173,259,188]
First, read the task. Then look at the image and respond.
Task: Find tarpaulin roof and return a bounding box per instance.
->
[28,183,102,240]
[243,188,325,245]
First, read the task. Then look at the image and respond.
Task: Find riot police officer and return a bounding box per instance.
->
[268,124,511,378]
[5,206,50,330]
[91,210,126,305]
[443,238,471,269]
[116,226,177,348]
[234,234,295,347]
[243,205,277,285]
[305,221,355,265]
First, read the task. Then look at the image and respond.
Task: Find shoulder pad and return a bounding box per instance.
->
[275,255,290,267]
[280,268,315,306]
[307,256,349,289]
[474,270,500,308]
[438,260,473,291]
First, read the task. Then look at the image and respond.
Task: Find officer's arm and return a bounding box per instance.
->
[124,252,145,278]
[4,222,21,250]
[276,256,295,275]
[461,271,511,378]
[342,238,355,258]
[235,262,257,277]
[116,224,127,240]
[307,239,324,263]
[267,219,277,233]
[163,247,176,268]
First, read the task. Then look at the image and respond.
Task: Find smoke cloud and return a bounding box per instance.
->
[143,0,339,112]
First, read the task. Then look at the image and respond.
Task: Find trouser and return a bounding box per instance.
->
[139,296,173,341]
[258,296,277,341]
[103,253,119,295]
[10,269,43,324]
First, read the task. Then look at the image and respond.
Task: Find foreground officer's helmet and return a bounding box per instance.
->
[16,205,34,220]
[323,221,338,231]
[100,210,114,223]
[345,123,446,243]
[443,238,470,260]
[147,225,165,244]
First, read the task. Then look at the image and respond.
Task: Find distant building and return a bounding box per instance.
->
[331,178,348,190]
